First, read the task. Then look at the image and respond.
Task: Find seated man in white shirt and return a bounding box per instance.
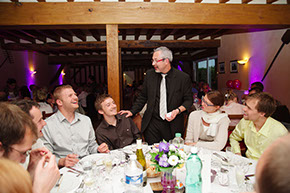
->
[0,102,59,193]
[42,85,109,168]
[255,133,290,193]
[12,100,47,168]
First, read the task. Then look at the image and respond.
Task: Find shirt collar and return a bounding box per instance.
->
[101,114,122,128]
[250,117,271,137]
[56,110,80,124]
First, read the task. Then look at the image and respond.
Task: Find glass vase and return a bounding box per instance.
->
[161,169,176,193]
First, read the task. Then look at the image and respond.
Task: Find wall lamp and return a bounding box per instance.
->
[237,58,248,65]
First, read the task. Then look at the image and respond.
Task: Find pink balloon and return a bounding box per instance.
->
[226,80,234,88]
[233,79,241,90]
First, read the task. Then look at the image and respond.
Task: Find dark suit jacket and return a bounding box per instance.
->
[130,68,193,134]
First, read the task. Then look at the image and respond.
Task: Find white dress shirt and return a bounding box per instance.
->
[41,110,99,164]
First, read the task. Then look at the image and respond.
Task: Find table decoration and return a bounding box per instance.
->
[149,140,186,193]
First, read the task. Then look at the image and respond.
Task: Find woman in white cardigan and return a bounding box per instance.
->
[185,90,230,151]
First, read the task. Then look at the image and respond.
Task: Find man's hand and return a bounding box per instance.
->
[33,155,60,193]
[118,110,133,118]
[58,154,79,168]
[98,143,110,153]
[236,153,242,156]
[27,147,51,180]
[165,109,179,122]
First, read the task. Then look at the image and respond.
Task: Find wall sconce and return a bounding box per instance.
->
[61,70,65,76]
[30,70,36,75]
[237,58,248,65]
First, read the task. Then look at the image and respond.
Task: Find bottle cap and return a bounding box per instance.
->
[175,133,181,138]
[130,154,137,160]
[191,147,198,154]
[137,139,142,146]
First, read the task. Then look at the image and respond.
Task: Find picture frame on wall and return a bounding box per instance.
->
[219,62,225,74]
[230,60,238,73]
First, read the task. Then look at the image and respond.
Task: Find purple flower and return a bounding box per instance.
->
[155,154,160,162]
[159,154,170,167]
[159,142,169,153]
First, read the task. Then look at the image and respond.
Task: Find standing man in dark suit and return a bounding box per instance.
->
[120,47,193,144]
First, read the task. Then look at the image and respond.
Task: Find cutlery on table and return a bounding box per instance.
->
[68,167,85,175]
[213,152,229,163]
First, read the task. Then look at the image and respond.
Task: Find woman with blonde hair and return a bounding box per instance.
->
[220,89,245,126]
[0,158,32,193]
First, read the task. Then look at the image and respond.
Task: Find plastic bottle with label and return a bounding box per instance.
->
[185,147,202,193]
[124,154,143,193]
[172,133,184,150]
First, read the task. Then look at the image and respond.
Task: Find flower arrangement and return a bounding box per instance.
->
[149,140,186,172]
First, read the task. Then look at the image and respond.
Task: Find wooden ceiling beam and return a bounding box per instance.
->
[70,29,86,42]
[55,29,73,42]
[135,29,141,40]
[0,30,20,43]
[20,30,47,43]
[48,53,201,64]
[0,3,289,26]
[37,30,60,42]
[2,40,220,52]
[146,29,156,40]
[4,30,36,43]
[161,29,173,40]
[89,29,100,41]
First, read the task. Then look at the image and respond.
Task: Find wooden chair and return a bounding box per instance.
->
[132,113,145,141]
[42,111,54,119]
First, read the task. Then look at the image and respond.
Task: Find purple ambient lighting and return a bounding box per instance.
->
[177,65,183,71]
[58,65,63,85]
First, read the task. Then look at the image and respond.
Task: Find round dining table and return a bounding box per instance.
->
[50,145,257,193]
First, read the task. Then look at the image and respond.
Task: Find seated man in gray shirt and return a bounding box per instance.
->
[95,94,141,150]
[42,85,109,168]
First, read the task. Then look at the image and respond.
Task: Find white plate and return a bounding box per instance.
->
[50,167,82,193]
[80,153,106,166]
[123,144,149,155]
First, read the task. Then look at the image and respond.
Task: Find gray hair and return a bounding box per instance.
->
[154,46,173,62]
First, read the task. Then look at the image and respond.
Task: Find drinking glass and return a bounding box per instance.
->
[226,146,234,163]
[235,166,245,191]
[103,154,113,174]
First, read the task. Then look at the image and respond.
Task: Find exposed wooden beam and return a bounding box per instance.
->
[21,30,47,43]
[266,0,278,3]
[135,29,141,40]
[242,0,253,4]
[106,24,121,110]
[37,30,60,42]
[4,30,35,43]
[161,29,173,40]
[0,30,20,43]
[55,29,73,42]
[0,3,290,26]
[2,40,221,53]
[89,29,100,41]
[146,29,156,40]
[70,29,86,42]
[48,53,206,64]
[219,0,230,3]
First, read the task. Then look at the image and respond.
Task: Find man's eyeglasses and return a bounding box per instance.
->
[151,58,165,64]
[201,96,215,107]
[9,146,31,157]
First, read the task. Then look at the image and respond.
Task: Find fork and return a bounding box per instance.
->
[213,152,229,163]
[55,173,63,187]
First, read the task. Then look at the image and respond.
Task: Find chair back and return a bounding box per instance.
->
[42,111,54,119]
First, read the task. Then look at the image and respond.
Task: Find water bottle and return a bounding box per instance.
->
[136,139,147,187]
[185,147,202,193]
[172,133,184,150]
[124,154,143,193]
